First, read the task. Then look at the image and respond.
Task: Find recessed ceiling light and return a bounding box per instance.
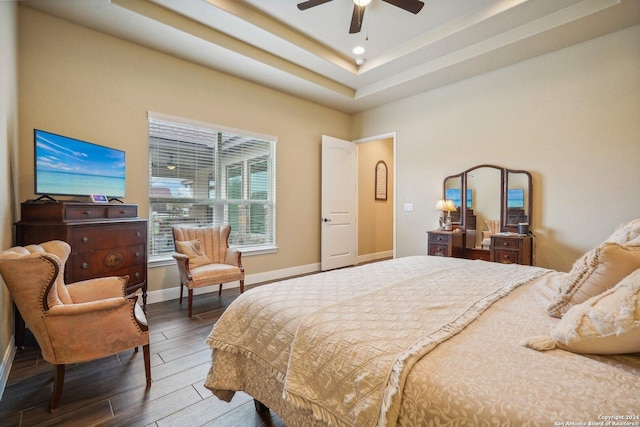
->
[352,46,365,55]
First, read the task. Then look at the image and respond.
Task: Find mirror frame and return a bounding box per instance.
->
[442,172,463,227]
[442,164,532,233]
[503,168,533,232]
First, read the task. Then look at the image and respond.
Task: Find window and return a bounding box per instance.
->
[148,112,276,258]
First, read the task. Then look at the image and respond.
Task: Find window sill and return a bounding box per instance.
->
[149,244,278,268]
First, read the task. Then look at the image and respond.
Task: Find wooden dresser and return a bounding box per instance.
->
[427,230,464,258]
[490,234,533,265]
[15,201,148,308]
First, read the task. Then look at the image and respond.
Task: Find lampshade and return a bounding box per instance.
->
[435,199,457,212]
[443,199,457,212]
[353,0,372,5]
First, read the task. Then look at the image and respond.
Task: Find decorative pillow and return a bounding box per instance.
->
[604,218,640,245]
[547,243,640,318]
[175,239,211,269]
[523,269,640,355]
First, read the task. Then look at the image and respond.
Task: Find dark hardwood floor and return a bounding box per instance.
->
[0,286,285,427]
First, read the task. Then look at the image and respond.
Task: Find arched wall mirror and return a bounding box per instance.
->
[442,164,532,241]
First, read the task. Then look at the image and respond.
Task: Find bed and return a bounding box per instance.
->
[204,250,640,426]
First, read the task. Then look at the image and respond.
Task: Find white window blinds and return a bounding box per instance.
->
[148,112,276,257]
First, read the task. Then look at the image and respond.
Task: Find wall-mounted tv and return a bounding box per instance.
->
[34,129,126,199]
[445,188,472,209]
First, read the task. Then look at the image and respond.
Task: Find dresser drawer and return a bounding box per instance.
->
[493,249,520,264]
[429,243,450,256]
[69,250,146,284]
[64,206,108,220]
[429,233,452,245]
[71,222,146,251]
[492,237,521,249]
[107,205,138,218]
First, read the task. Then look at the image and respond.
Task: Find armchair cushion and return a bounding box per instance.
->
[191,263,243,287]
[175,239,211,269]
[66,276,128,303]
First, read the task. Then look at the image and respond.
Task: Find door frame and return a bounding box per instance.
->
[353,131,397,260]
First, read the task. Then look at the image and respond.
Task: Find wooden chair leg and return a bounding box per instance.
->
[240,279,245,294]
[179,283,184,304]
[188,289,193,318]
[218,283,223,296]
[143,344,152,387]
[50,364,65,412]
[254,399,269,413]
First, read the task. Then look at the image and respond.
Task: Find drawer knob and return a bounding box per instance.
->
[503,242,508,246]
[136,231,142,237]
[135,251,140,257]
[83,210,91,215]
[82,237,89,243]
[135,272,140,278]
[120,210,127,214]
[81,262,88,269]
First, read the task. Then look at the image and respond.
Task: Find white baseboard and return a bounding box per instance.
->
[146,262,321,305]
[358,250,393,264]
[0,335,16,402]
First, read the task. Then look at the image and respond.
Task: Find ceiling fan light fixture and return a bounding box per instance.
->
[353,0,371,6]
[352,46,365,55]
[355,58,366,65]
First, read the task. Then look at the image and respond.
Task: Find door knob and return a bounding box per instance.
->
[322,218,332,222]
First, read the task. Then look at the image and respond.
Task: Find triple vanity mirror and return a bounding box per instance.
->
[443,164,532,249]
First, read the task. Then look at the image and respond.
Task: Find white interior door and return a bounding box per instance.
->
[321,135,357,271]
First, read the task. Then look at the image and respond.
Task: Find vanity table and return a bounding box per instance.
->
[430,164,534,266]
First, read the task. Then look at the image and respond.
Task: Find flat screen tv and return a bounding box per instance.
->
[34,129,126,199]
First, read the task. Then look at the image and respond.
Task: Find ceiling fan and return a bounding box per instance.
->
[297,0,425,34]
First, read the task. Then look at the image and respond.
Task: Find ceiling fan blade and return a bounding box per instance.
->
[349,5,365,34]
[297,0,333,11]
[382,0,424,14]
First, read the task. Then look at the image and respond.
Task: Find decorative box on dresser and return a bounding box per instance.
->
[427,230,464,258]
[490,234,533,265]
[15,201,148,307]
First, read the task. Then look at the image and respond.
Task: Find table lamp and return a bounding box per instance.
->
[435,199,457,231]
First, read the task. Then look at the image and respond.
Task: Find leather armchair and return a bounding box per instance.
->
[172,225,245,317]
[0,240,151,412]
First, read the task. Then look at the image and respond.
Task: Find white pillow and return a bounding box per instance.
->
[605,218,640,245]
[547,243,640,317]
[524,268,640,355]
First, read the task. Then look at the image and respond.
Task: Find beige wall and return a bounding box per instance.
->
[0,1,19,391]
[354,24,640,272]
[358,138,394,256]
[17,6,351,292]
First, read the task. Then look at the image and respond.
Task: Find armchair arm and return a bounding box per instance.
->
[46,297,129,316]
[172,252,193,285]
[66,276,129,303]
[225,248,243,268]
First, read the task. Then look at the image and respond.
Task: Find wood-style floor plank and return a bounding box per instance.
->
[0,285,283,427]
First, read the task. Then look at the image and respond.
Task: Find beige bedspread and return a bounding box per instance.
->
[205,256,549,426]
